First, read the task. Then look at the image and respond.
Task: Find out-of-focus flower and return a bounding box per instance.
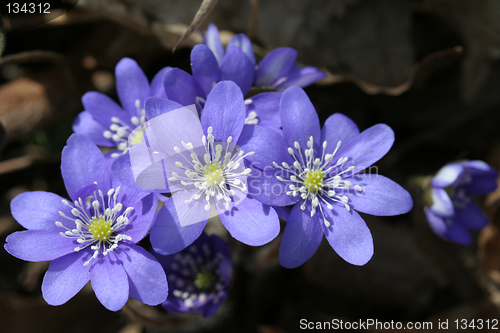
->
[238,86,413,268]
[153,232,232,317]
[73,58,169,157]
[424,160,497,244]
[4,134,167,311]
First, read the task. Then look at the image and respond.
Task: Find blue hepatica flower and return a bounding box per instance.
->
[238,86,413,268]
[73,57,169,157]
[203,23,326,91]
[164,29,255,113]
[425,160,497,244]
[4,134,167,311]
[115,81,280,255]
[153,232,232,317]
[164,23,325,132]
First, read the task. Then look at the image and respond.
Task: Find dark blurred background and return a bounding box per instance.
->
[1,0,500,332]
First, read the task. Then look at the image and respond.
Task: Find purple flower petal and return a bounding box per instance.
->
[255,47,297,87]
[191,44,220,98]
[204,23,225,66]
[119,193,157,243]
[238,124,293,168]
[149,67,169,98]
[111,151,163,193]
[118,244,168,306]
[74,183,98,203]
[245,92,282,130]
[430,187,454,217]
[279,204,324,268]
[431,163,464,188]
[149,103,204,154]
[42,251,91,305]
[322,205,373,266]
[61,134,110,200]
[454,201,489,230]
[90,253,129,311]
[110,177,149,208]
[280,86,321,149]
[227,33,256,66]
[144,97,185,120]
[446,219,473,244]
[334,124,395,175]
[133,157,170,191]
[348,174,413,216]
[217,197,279,246]
[201,81,245,142]
[72,111,116,147]
[82,91,128,129]
[463,173,498,195]
[273,206,291,221]
[5,230,76,262]
[275,65,326,90]
[463,161,498,195]
[10,191,72,230]
[219,46,254,96]
[150,197,207,255]
[115,58,149,118]
[218,257,233,286]
[425,207,448,239]
[163,68,198,106]
[246,167,299,206]
[321,113,360,148]
[170,190,212,227]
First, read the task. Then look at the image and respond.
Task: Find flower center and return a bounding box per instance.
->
[56,186,134,266]
[304,170,324,193]
[89,216,113,241]
[273,136,363,227]
[103,99,147,157]
[169,242,229,310]
[194,269,216,289]
[129,128,145,147]
[168,126,253,211]
[203,162,224,186]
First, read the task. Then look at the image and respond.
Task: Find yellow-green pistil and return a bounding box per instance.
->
[304,170,325,193]
[194,268,216,289]
[88,216,113,241]
[203,162,224,186]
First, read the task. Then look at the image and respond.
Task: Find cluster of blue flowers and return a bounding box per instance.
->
[3,23,497,316]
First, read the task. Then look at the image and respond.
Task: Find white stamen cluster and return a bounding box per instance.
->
[273,136,363,227]
[103,99,146,157]
[56,186,134,266]
[168,242,227,309]
[168,126,253,211]
[243,100,259,125]
[244,111,259,125]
